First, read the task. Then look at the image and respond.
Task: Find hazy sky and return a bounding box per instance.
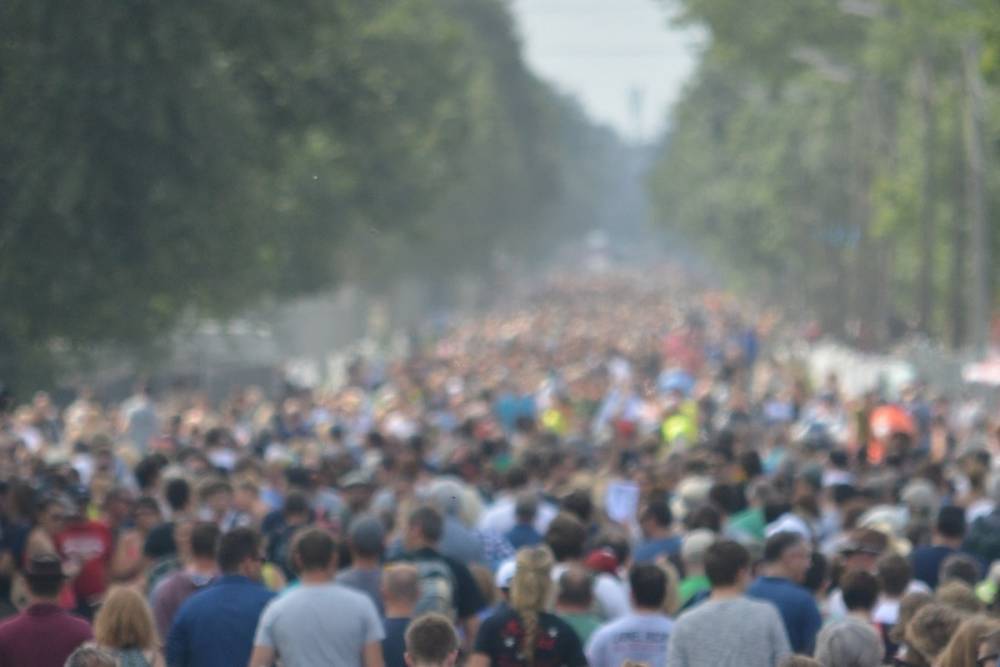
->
[509,0,702,143]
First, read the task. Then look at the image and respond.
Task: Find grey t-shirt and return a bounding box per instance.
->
[254,582,385,667]
[667,596,791,667]
[585,612,673,667]
[336,567,384,616]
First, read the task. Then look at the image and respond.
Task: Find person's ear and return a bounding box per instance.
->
[446,649,459,666]
[404,652,413,667]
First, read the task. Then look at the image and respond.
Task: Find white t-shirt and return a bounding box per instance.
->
[586,612,673,667]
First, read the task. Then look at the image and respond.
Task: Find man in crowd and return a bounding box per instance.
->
[634,499,680,563]
[249,527,383,667]
[167,527,274,667]
[667,540,791,667]
[336,514,386,615]
[381,563,420,667]
[747,531,821,653]
[0,554,92,667]
[910,505,965,589]
[151,521,220,640]
[586,563,673,667]
[404,613,459,667]
[555,566,602,645]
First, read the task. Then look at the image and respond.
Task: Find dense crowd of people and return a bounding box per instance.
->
[0,269,999,667]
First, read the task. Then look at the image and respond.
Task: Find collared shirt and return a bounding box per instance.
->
[166,575,274,667]
[0,603,92,667]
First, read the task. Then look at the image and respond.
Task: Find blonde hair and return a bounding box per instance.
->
[935,615,1000,667]
[94,586,158,650]
[510,546,555,667]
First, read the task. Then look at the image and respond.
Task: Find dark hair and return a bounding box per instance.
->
[704,540,750,587]
[405,613,459,664]
[515,493,538,523]
[217,528,261,573]
[134,496,160,515]
[685,504,722,532]
[876,553,912,597]
[641,499,672,528]
[940,553,981,587]
[545,513,587,562]
[408,506,444,544]
[283,491,310,518]
[936,506,966,539]
[25,571,62,598]
[763,531,805,563]
[596,529,631,566]
[556,567,593,607]
[190,522,221,560]
[134,456,165,492]
[164,478,191,513]
[292,527,337,572]
[560,489,593,524]
[803,552,829,595]
[630,563,667,609]
[841,570,879,611]
[505,466,529,490]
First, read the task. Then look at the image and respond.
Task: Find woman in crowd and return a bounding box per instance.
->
[92,586,165,667]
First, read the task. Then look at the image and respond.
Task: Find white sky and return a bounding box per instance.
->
[509,0,702,143]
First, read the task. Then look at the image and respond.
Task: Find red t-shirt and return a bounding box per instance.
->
[56,520,113,603]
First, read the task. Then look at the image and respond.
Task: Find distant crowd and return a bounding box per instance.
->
[0,269,999,667]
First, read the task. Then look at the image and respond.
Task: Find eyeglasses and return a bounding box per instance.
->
[976,654,999,667]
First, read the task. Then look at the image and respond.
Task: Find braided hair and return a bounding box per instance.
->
[510,546,555,666]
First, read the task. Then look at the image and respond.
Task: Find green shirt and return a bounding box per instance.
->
[679,575,711,605]
[558,611,603,645]
[728,507,766,542]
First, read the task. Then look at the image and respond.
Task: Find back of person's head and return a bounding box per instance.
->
[560,489,593,524]
[629,563,667,610]
[505,466,529,491]
[134,456,164,492]
[347,514,385,559]
[640,498,672,529]
[841,570,880,612]
[511,546,555,663]
[93,586,157,651]
[545,513,587,562]
[64,647,117,667]
[283,490,310,518]
[803,552,829,596]
[292,527,336,573]
[936,580,984,614]
[164,477,191,513]
[515,492,538,524]
[703,539,750,588]
[905,602,966,664]
[405,613,459,667]
[382,563,420,606]
[684,503,722,532]
[681,528,716,568]
[935,615,1000,667]
[763,531,805,563]
[595,528,631,567]
[190,522,221,560]
[217,527,261,574]
[876,553,912,597]
[556,566,593,608]
[936,506,966,539]
[815,618,884,667]
[408,505,444,544]
[940,553,981,588]
[889,591,934,645]
[469,564,497,609]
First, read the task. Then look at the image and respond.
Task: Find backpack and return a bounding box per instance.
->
[964,510,1000,566]
[411,556,457,620]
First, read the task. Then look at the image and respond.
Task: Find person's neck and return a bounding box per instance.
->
[709,585,743,601]
[350,555,379,570]
[300,569,334,585]
[632,605,662,615]
[934,535,962,549]
[188,558,217,576]
[646,527,672,541]
[848,609,872,622]
[684,566,704,578]
[384,602,414,619]
[28,595,60,607]
[763,565,791,580]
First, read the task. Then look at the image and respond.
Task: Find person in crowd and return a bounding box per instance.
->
[940,553,982,589]
[814,618,884,667]
[469,546,586,667]
[64,646,118,667]
[336,514,386,615]
[936,580,984,614]
[677,528,714,608]
[391,506,485,651]
[151,521,219,641]
[936,615,1000,667]
[554,566,602,645]
[381,564,419,667]
[747,531,821,654]
[873,552,913,655]
[667,540,791,667]
[585,563,672,667]
[904,603,967,666]
[505,493,543,550]
[778,658,822,667]
[546,512,630,620]
[978,629,1000,667]
[166,528,274,667]
[265,491,311,581]
[404,613,459,667]
[634,499,680,563]
[249,527,383,667]
[911,506,966,590]
[92,586,165,667]
[0,554,92,667]
[840,569,880,622]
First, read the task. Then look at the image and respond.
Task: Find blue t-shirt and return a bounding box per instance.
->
[747,576,821,654]
[633,536,682,563]
[910,545,956,590]
[382,617,410,667]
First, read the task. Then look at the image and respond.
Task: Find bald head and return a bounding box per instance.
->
[383,563,419,617]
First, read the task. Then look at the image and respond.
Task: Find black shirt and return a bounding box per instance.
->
[382,617,410,667]
[391,547,486,621]
[474,608,587,667]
